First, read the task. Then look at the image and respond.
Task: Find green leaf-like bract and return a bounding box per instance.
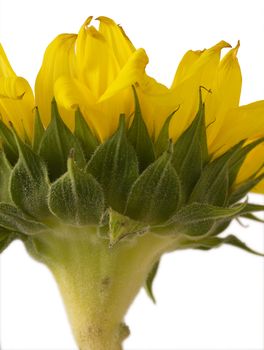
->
[0,150,12,203]
[172,94,208,201]
[128,86,155,172]
[156,202,246,237]
[74,109,99,161]
[0,93,262,288]
[87,115,139,213]
[0,119,18,164]
[39,100,86,181]
[193,234,264,256]
[126,148,181,224]
[49,157,105,226]
[0,203,46,234]
[32,108,45,153]
[109,209,149,246]
[0,229,15,253]
[145,260,160,303]
[189,142,243,206]
[155,110,177,157]
[10,132,50,219]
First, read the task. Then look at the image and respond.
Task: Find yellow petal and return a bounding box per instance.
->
[0,44,16,76]
[54,76,132,140]
[169,41,233,140]
[55,76,96,109]
[235,142,264,194]
[98,48,149,102]
[75,20,120,99]
[171,49,204,88]
[96,16,135,67]
[254,181,264,193]
[173,41,231,87]
[35,33,77,127]
[0,45,34,138]
[138,41,230,140]
[0,76,29,99]
[207,42,242,147]
[211,100,264,156]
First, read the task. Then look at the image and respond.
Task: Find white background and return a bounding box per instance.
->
[0,0,264,349]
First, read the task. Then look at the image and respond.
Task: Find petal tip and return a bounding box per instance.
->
[83,16,93,28]
[233,40,240,57]
[95,16,115,25]
[215,40,232,50]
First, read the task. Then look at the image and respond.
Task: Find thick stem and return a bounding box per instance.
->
[28,226,179,350]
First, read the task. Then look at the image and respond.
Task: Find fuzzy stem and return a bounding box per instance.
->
[28,226,179,350]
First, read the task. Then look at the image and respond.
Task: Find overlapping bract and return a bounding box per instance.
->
[0,17,263,192]
[0,96,263,257]
[0,16,263,261]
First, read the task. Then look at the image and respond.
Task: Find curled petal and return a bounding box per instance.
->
[0,44,16,76]
[207,42,242,146]
[55,76,133,140]
[54,76,114,140]
[55,76,96,110]
[97,16,135,67]
[98,48,149,102]
[0,76,30,99]
[75,21,120,98]
[0,45,34,138]
[35,34,77,126]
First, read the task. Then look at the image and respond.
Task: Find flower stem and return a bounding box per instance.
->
[27,226,179,349]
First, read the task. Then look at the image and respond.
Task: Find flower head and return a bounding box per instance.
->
[0,16,264,350]
[1,16,263,193]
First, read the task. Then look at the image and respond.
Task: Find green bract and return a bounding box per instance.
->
[0,89,263,350]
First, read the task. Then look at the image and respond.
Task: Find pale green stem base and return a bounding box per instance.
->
[27,226,179,350]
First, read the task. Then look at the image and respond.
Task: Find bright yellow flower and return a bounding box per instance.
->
[0,44,34,138]
[36,16,151,139]
[1,17,263,350]
[0,16,263,192]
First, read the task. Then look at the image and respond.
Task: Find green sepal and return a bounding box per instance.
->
[125,147,181,224]
[154,109,178,157]
[228,138,264,186]
[188,142,244,206]
[128,86,155,172]
[242,213,264,223]
[0,150,12,203]
[87,115,139,213]
[109,209,149,246]
[172,91,208,201]
[229,173,264,204]
[32,107,45,152]
[74,109,99,161]
[10,132,51,219]
[145,260,160,303]
[174,202,246,225]
[22,124,31,146]
[39,99,86,181]
[0,203,47,234]
[159,202,246,238]
[49,155,105,226]
[239,203,264,214]
[0,119,18,165]
[193,234,264,256]
[0,228,16,253]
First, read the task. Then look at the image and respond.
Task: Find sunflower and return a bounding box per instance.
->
[0,16,263,350]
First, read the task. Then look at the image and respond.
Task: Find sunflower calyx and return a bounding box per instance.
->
[0,94,263,258]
